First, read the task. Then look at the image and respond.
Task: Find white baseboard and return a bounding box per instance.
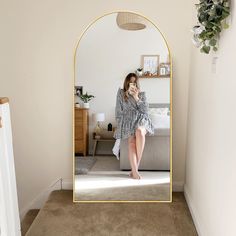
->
[62,180,73,190]
[20,178,73,220]
[184,184,205,236]
[172,181,184,192]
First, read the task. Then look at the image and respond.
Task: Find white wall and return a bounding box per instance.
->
[185,2,236,235]
[0,0,192,214]
[75,13,169,154]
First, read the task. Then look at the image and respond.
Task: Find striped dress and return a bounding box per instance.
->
[113,87,155,140]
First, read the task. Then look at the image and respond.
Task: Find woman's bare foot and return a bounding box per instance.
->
[129,171,141,179]
[129,171,142,178]
[132,171,141,179]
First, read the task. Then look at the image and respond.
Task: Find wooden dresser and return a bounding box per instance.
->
[74,107,89,156]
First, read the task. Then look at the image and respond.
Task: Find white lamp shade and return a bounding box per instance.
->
[94,113,105,122]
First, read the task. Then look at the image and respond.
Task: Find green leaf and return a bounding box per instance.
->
[206,31,214,36]
[213,25,222,33]
[205,22,214,29]
[209,38,217,46]
[208,15,215,21]
[213,46,218,52]
[222,21,229,29]
[221,11,230,19]
[201,45,211,54]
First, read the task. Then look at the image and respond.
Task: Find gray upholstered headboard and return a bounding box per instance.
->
[148,103,170,109]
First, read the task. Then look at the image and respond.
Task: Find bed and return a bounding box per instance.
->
[119,103,170,171]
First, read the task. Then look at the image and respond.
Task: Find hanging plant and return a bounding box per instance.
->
[192,0,230,54]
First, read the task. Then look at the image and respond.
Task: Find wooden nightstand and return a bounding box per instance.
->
[74,107,89,156]
[92,131,115,157]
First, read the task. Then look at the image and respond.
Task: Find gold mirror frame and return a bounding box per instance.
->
[72,10,172,203]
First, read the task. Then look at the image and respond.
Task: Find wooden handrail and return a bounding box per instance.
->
[0,97,9,104]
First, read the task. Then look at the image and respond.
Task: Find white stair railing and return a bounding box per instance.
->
[0,97,21,236]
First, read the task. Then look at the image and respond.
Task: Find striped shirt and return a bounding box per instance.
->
[113,87,155,140]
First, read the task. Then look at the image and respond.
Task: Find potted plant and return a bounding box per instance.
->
[136,68,143,76]
[79,92,95,108]
[192,0,230,54]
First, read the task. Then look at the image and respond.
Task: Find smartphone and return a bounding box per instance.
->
[128,83,136,94]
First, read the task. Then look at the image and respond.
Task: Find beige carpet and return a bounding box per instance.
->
[75,171,170,201]
[90,156,120,171]
[75,156,170,201]
[21,209,40,236]
[25,190,197,236]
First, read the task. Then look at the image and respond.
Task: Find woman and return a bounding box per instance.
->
[113,73,155,179]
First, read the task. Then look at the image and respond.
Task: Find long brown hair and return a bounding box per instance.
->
[123,73,140,102]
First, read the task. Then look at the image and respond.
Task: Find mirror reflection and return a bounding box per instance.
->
[74,12,171,201]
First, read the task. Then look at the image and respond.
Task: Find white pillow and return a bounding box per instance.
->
[148,107,169,116]
[149,113,170,129]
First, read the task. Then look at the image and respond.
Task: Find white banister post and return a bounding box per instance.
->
[0,98,21,236]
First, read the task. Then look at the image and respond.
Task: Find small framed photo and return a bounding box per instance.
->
[159,63,171,76]
[141,55,160,76]
[74,86,83,96]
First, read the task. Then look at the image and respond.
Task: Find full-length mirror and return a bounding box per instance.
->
[73,12,172,201]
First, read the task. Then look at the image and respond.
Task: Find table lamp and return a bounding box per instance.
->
[93,113,105,135]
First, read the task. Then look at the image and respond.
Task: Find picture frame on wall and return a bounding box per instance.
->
[159,63,171,77]
[141,55,160,76]
[74,86,83,96]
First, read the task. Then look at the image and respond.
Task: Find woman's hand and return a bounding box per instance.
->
[130,87,140,101]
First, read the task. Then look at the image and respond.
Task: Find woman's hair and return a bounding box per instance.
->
[123,73,140,102]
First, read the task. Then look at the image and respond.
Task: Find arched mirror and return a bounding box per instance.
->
[73,11,172,202]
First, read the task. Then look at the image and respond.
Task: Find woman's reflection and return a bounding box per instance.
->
[113,73,155,179]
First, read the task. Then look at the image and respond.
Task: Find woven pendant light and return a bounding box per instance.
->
[116,12,146,31]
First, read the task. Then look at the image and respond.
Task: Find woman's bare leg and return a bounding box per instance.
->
[128,136,140,179]
[135,126,147,169]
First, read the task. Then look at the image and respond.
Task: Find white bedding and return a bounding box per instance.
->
[149,113,170,129]
[148,107,170,129]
